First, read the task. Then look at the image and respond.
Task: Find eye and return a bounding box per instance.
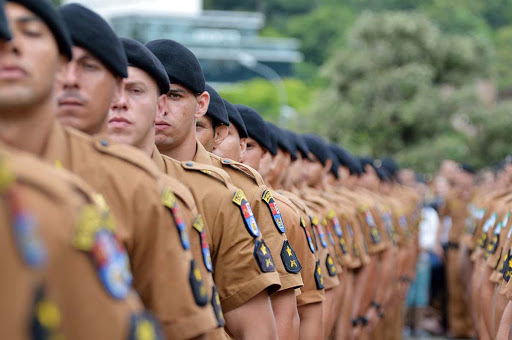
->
[21,29,42,38]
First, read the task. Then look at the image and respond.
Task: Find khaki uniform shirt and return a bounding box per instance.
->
[0,146,160,340]
[40,123,216,339]
[152,148,281,313]
[194,144,303,291]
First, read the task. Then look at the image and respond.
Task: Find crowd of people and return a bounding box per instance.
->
[0,1,470,340]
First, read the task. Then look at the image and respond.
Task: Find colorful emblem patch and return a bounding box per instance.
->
[189,260,209,307]
[312,216,328,248]
[326,228,336,246]
[300,216,315,254]
[314,261,325,290]
[73,205,132,299]
[12,210,46,268]
[253,239,275,273]
[31,285,63,340]
[233,189,260,238]
[280,240,302,274]
[328,210,343,237]
[365,210,381,244]
[193,214,213,273]
[326,254,337,277]
[262,189,285,233]
[503,251,512,282]
[339,237,348,254]
[211,286,225,327]
[129,312,163,340]
[162,188,190,250]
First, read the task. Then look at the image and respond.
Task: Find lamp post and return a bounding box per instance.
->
[237,52,296,124]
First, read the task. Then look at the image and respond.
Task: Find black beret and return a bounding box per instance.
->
[302,134,331,166]
[329,150,340,179]
[381,157,399,177]
[0,0,10,40]
[120,38,169,95]
[264,122,278,156]
[60,4,127,78]
[291,133,310,160]
[146,39,205,94]
[235,105,273,153]
[460,163,475,175]
[205,84,229,126]
[266,122,297,160]
[284,131,298,161]
[223,99,248,139]
[330,144,362,176]
[9,0,72,59]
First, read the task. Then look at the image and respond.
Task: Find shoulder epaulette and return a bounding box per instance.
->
[92,136,160,179]
[181,161,233,188]
[212,155,265,187]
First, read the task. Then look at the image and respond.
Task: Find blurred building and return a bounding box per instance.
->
[63,0,303,84]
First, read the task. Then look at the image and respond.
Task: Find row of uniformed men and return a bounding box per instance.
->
[0,0,422,339]
[440,159,512,340]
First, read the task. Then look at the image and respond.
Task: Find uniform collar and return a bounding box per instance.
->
[151,145,167,172]
[193,140,214,165]
[41,122,69,168]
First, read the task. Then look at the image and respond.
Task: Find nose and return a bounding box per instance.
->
[0,35,20,56]
[60,61,79,90]
[111,86,129,112]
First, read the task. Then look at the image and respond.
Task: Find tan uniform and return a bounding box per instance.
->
[194,144,303,292]
[281,190,326,305]
[152,147,281,314]
[40,123,216,339]
[0,146,160,340]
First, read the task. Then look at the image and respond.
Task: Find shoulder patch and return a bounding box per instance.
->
[280,240,302,274]
[364,210,382,244]
[161,188,190,250]
[262,189,286,233]
[339,236,348,254]
[189,260,209,307]
[314,261,325,290]
[253,239,276,273]
[300,216,316,254]
[326,253,338,277]
[328,210,343,237]
[233,189,260,238]
[211,286,225,327]
[31,285,63,340]
[193,214,213,273]
[129,312,164,340]
[73,204,132,299]
[326,228,336,246]
[311,216,328,248]
[502,250,512,282]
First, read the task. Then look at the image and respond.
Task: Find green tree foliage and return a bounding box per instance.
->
[310,12,491,172]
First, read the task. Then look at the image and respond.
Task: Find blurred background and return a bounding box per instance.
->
[58,0,512,175]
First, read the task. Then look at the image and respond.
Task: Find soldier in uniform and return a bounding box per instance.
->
[212,99,248,162]
[218,109,324,339]
[106,37,227,338]
[194,90,305,339]
[145,39,283,339]
[0,1,214,338]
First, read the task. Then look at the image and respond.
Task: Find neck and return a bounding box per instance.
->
[158,125,197,161]
[0,99,55,156]
[138,128,156,157]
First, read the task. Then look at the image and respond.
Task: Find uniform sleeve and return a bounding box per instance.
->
[209,194,281,313]
[130,183,218,339]
[278,200,324,306]
[250,189,303,292]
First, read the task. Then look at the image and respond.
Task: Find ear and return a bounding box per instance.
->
[239,138,247,163]
[323,159,333,174]
[195,91,210,120]
[156,94,167,119]
[213,124,229,149]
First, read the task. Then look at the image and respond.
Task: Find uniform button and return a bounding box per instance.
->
[186,162,193,167]
[100,139,109,147]
[223,159,230,164]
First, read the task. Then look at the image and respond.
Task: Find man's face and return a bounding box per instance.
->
[288,154,304,186]
[258,149,273,180]
[56,46,119,135]
[108,66,165,149]
[360,165,379,188]
[196,115,215,152]
[272,149,291,185]
[213,123,246,162]
[305,153,324,187]
[0,3,63,114]
[155,83,209,150]
[242,136,265,171]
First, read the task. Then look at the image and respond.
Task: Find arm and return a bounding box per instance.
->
[225,290,278,340]
[298,302,323,340]
[271,289,300,340]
